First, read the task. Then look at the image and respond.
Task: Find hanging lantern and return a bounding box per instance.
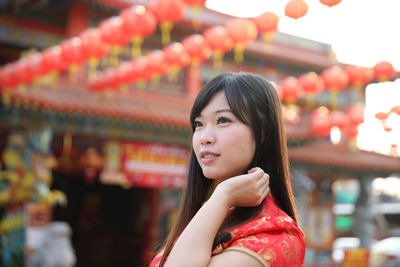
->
[26,53,44,88]
[88,74,106,97]
[344,122,359,150]
[203,26,234,68]
[163,42,190,82]
[116,61,136,95]
[345,65,373,100]
[225,18,257,63]
[310,106,331,137]
[60,37,87,84]
[182,34,212,64]
[131,56,150,88]
[182,0,206,28]
[330,110,348,130]
[347,103,365,125]
[121,5,157,58]
[375,111,389,131]
[41,46,68,86]
[280,76,303,105]
[99,16,130,66]
[285,0,308,19]
[14,58,34,93]
[298,72,324,108]
[391,105,400,115]
[321,65,349,109]
[148,0,187,45]
[146,49,168,85]
[319,0,342,7]
[373,61,396,81]
[253,11,279,43]
[101,68,120,99]
[80,28,111,81]
[0,63,18,104]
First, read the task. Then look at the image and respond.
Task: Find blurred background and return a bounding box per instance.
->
[0,0,399,266]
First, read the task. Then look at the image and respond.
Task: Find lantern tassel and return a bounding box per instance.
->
[160,22,173,45]
[168,66,180,82]
[69,63,80,85]
[234,43,244,64]
[330,89,338,109]
[190,6,202,29]
[132,36,143,58]
[88,57,99,81]
[213,50,224,68]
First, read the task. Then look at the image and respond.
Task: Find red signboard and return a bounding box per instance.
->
[121,141,190,189]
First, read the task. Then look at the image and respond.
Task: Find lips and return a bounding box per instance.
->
[200,151,219,163]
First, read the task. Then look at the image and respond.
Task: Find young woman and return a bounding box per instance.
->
[150,72,305,267]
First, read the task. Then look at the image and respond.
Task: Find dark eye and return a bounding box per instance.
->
[193,120,203,129]
[217,117,231,124]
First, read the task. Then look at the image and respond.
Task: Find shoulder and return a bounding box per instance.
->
[228,229,305,267]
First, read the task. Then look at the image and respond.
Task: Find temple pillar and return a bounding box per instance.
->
[66,1,89,38]
[354,176,375,248]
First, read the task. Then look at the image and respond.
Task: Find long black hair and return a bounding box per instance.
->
[157,72,298,265]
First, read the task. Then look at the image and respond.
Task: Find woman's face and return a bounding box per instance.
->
[192,91,255,180]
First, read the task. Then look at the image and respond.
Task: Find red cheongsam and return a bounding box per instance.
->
[150,194,305,267]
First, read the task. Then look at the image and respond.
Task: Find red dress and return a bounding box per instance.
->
[150,194,305,267]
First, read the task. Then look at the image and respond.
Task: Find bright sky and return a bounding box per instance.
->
[205,0,400,70]
[206,0,400,157]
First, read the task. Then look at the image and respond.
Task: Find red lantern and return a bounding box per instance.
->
[60,37,86,65]
[347,103,365,125]
[114,62,135,94]
[253,11,279,42]
[101,68,120,98]
[41,46,68,85]
[344,122,359,139]
[182,0,206,28]
[131,56,150,88]
[322,65,349,108]
[1,63,18,90]
[285,0,308,19]
[346,65,373,87]
[121,5,157,57]
[14,58,34,89]
[391,106,400,115]
[319,0,342,7]
[203,26,234,68]
[61,37,87,84]
[299,72,324,107]
[225,18,257,63]
[375,112,389,121]
[80,28,111,80]
[148,0,187,45]
[330,110,348,130]
[163,42,190,81]
[146,49,168,83]
[373,61,396,81]
[280,76,303,104]
[182,34,212,63]
[310,106,331,137]
[99,16,130,66]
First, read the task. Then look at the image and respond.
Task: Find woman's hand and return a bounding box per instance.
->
[213,167,270,208]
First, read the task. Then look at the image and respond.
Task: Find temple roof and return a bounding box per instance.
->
[288,140,400,176]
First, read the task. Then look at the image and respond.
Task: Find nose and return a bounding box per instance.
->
[200,128,216,145]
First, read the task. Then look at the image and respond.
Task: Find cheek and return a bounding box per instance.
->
[192,133,201,157]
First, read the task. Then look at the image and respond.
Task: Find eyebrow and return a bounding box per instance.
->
[196,108,232,119]
[215,109,232,114]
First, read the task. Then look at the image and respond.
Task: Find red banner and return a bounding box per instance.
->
[121,141,190,189]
